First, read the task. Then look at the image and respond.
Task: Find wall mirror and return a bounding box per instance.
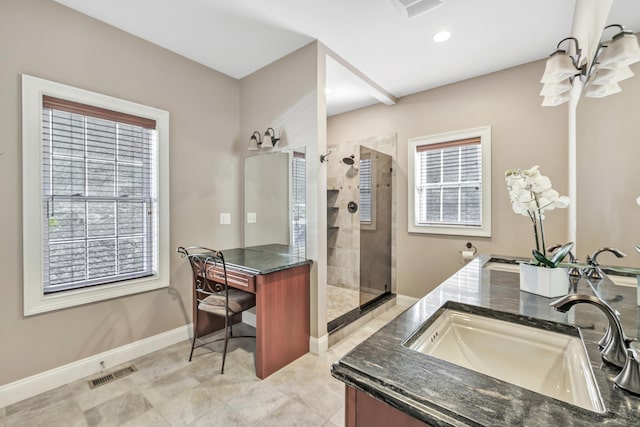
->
[576,60,640,268]
[243,149,306,257]
[574,2,640,268]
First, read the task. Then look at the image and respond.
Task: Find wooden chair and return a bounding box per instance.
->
[177,246,256,374]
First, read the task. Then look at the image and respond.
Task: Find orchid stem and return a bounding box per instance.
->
[528,210,540,253]
[534,193,546,256]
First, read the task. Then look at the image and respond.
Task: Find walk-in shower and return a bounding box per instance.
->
[326,142,394,333]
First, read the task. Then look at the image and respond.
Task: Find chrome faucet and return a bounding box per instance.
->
[550,294,627,368]
[548,244,581,277]
[584,247,626,280]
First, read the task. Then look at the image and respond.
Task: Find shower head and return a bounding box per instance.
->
[342,155,355,165]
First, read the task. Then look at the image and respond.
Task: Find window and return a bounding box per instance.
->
[359,155,376,230]
[359,157,372,223]
[291,151,306,258]
[22,75,170,315]
[408,126,491,237]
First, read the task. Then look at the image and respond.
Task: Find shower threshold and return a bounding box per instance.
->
[327,292,395,334]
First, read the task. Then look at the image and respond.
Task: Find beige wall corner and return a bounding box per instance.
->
[0,0,240,386]
[240,41,327,340]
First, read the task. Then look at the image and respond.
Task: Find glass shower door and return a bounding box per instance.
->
[359,146,392,307]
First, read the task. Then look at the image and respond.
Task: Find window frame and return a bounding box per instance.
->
[408,126,491,237]
[22,74,170,316]
[359,155,377,230]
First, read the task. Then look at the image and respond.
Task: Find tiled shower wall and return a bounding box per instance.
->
[326,135,397,296]
[327,144,361,291]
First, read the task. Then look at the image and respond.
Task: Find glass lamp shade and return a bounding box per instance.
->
[248,135,260,151]
[539,79,573,96]
[584,82,622,98]
[541,93,570,107]
[541,51,578,83]
[590,65,634,85]
[598,34,640,69]
[262,134,273,149]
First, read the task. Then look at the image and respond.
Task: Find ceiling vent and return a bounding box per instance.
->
[391,0,443,19]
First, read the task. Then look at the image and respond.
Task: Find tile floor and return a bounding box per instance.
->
[1,304,406,427]
[326,285,359,323]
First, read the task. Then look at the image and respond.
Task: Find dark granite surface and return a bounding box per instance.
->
[220,244,311,275]
[331,255,640,426]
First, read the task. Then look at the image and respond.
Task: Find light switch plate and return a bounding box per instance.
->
[247,212,257,223]
[220,213,231,225]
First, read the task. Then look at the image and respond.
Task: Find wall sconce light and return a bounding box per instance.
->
[248,128,281,151]
[263,127,280,148]
[248,131,261,151]
[540,25,640,106]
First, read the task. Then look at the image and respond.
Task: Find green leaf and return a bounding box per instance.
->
[549,242,574,267]
[532,249,555,268]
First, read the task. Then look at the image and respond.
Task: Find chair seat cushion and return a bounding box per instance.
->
[199,288,256,316]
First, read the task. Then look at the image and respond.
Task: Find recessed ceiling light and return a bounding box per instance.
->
[433,31,451,43]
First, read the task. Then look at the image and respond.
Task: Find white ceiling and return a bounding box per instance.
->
[53,0,640,116]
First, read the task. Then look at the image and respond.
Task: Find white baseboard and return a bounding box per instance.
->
[242,310,256,328]
[396,294,419,307]
[0,324,192,409]
[309,334,328,355]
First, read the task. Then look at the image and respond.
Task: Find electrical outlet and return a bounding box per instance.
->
[220,213,231,225]
[247,212,257,223]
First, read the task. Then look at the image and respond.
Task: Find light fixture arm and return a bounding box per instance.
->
[603,24,627,41]
[251,131,262,145]
[264,127,280,147]
[556,37,583,70]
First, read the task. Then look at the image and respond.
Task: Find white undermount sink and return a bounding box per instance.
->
[403,306,605,413]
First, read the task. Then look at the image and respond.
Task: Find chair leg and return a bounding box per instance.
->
[221,315,229,374]
[189,310,198,362]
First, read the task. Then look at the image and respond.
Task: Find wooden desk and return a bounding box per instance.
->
[194,245,311,379]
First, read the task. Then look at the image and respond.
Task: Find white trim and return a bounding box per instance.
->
[309,334,329,355]
[242,310,257,328]
[21,74,171,315]
[408,126,492,237]
[0,324,191,409]
[396,294,420,307]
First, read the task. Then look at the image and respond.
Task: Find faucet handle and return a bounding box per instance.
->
[614,348,640,395]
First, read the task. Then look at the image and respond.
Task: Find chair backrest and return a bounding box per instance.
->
[176,246,229,305]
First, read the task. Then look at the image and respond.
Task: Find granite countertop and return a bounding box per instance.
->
[331,255,640,426]
[221,244,311,275]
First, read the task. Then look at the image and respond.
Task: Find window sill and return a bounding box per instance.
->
[24,273,169,316]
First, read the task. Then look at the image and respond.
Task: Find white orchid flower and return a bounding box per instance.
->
[504,166,570,258]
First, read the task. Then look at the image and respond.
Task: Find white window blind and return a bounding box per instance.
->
[291,152,306,258]
[359,158,372,223]
[415,137,482,228]
[41,96,157,294]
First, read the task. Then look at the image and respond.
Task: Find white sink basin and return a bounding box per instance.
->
[403,307,605,413]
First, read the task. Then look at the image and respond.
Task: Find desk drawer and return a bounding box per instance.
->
[205,266,256,293]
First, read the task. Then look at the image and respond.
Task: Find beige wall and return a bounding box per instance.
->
[239,43,326,338]
[576,62,640,267]
[328,60,570,298]
[0,0,241,385]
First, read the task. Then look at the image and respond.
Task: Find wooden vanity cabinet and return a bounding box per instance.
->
[345,386,432,427]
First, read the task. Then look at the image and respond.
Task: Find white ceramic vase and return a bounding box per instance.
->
[519,263,569,298]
